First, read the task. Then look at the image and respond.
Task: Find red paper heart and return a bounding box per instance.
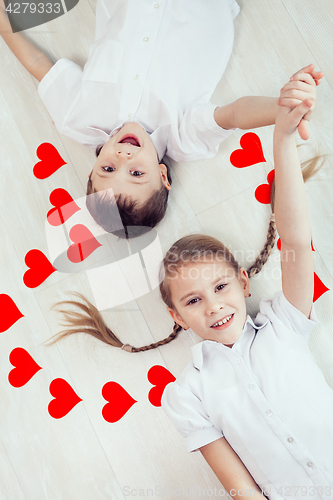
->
[147,365,176,407]
[0,294,24,333]
[47,188,81,226]
[102,382,137,423]
[313,272,330,303]
[48,379,83,419]
[33,143,67,179]
[255,169,275,204]
[230,132,266,168]
[277,238,315,252]
[67,224,102,263]
[23,249,56,288]
[8,348,42,387]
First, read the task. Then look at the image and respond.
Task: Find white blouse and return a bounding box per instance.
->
[162,291,333,500]
[38,0,239,161]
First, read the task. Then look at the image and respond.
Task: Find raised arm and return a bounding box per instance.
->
[273,74,319,318]
[0,1,53,81]
[214,65,323,141]
[200,438,265,499]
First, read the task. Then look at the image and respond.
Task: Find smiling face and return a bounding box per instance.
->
[167,259,250,346]
[89,122,171,203]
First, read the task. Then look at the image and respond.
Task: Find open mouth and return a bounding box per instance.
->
[118,135,141,147]
[210,313,234,328]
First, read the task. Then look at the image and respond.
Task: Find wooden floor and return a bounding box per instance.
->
[1,0,333,498]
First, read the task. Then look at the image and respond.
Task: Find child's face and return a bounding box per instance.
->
[89,122,171,203]
[168,259,249,346]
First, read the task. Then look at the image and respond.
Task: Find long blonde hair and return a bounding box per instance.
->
[44,156,322,352]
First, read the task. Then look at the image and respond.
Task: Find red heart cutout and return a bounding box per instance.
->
[8,348,42,387]
[277,238,315,252]
[147,365,176,407]
[67,224,102,263]
[33,143,67,179]
[255,169,275,204]
[0,294,24,333]
[23,249,56,288]
[313,272,330,303]
[48,378,83,419]
[102,382,137,423]
[47,188,81,226]
[230,132,266,168]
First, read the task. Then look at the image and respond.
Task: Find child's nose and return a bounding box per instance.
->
[206,299,224,315]
[116,150,132,158]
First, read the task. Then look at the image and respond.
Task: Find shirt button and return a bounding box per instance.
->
[143,37,149,42]
[154,3,159,8]
[133,74,138,80]
[128,113,133,118]
[266,410,273,417]
[287,437,293,443]
[307,462,313,468]
[248,383,254,389]
[235,358,240,364]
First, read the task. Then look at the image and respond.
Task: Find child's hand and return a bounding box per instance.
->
[275,100,313,139]
[278,64,322,140]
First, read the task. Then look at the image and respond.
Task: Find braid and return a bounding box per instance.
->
[246,217,277,278]
[123,322,183,353]
[246,173,277,278]
[45,293,183,353]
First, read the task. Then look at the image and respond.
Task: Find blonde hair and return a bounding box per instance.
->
[44,155,322,352]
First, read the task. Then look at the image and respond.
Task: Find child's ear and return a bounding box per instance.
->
[160,163,171,191]
[239,268,250,297]
[168,307,189,330]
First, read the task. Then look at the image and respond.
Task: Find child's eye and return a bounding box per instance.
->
[187,298,200,306]
[102,166,115,172]
[215,283,226,292]
[130,170,143,177]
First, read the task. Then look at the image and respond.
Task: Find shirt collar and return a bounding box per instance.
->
[149,126,168,162]
[190,314,269,371]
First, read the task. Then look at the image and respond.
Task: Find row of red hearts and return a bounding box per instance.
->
[9,347,175,421]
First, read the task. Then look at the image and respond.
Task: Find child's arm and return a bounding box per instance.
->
[0,3,53,81]
[273,79,318,318]
[214,64,323,141]
[200,438,265,499]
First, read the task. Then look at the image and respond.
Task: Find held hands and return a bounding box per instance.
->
[277,64,324,140]
[275,98,313,139]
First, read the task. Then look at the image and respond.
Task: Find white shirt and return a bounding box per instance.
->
[161,291,333,500]
[38,0,239,161]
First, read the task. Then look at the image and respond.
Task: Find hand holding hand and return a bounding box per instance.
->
[277,64,323,140]
[275,99,313,139]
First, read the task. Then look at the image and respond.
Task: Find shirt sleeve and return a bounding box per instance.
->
[259,290,319,340]
[161,381,224,452]
[168,102,236,162]
[38,58,83,134]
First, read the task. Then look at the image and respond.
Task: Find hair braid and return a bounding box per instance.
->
[44,292,182,353]
[128,323,182,353]
[246,150,323,280]
[246,217,277,278]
